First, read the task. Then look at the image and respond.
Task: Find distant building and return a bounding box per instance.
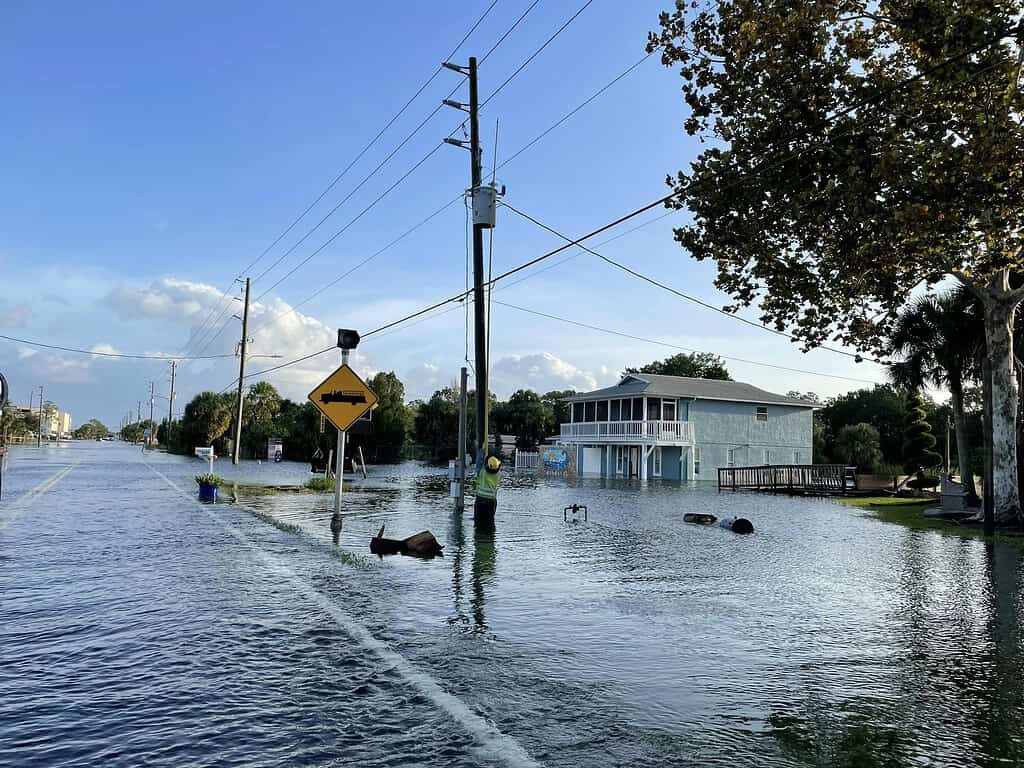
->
[559,374,815,481]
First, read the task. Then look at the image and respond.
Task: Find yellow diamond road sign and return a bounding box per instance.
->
[308,363,378,432]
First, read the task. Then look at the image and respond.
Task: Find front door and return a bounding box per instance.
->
[628,446,640,478]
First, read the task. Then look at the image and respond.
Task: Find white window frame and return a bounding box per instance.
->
[616,446,624,474]
[793,450,801,464]
[756,406,768,422]
[662,399,676,422]
[693,447,701,476]
[653,446,662,477]
[763,449,771,465]
[727,448,736,467]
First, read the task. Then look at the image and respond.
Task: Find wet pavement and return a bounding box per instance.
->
[2,442,1023,766]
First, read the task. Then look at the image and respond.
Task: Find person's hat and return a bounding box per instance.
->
[487,456,501,471]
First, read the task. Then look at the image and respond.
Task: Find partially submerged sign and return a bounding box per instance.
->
[308,364,378,432]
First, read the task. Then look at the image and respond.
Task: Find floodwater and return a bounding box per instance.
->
[2,442,1023,767]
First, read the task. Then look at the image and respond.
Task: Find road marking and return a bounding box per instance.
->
[144,461,542,768]
[0,464,76,530]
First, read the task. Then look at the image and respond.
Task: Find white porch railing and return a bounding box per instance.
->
[514,449,540,472]
[559,420,694,444]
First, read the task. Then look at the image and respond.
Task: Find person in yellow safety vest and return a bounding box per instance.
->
[473,455,501,526]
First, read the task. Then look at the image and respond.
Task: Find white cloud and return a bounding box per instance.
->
[490,352,613,396]
[89,343,121,358]
[402,362,446,401]
[0,301,31,328]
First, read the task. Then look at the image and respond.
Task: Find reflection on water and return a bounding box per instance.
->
[4,445,1024,767]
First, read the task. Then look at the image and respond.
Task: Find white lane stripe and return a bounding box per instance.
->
[145,462,542,768]
[0,465,75,530]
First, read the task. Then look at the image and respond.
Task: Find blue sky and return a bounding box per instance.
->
[0,0,888,428]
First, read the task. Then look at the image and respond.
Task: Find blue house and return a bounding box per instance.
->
[560,374,815,481]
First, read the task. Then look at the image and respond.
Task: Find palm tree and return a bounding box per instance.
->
[888,288,982,503]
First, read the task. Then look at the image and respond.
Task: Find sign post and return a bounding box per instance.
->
[307,330,375,540]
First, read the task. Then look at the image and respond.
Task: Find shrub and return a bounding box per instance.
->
[195,473,226,487]
[305,477,335,492]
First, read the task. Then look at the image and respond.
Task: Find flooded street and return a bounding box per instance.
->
[2,442,1023,766]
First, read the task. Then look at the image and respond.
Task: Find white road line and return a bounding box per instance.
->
[144,461,542,768]
[0,465,76,530]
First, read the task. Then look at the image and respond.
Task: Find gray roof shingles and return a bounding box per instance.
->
[564,374,817,408]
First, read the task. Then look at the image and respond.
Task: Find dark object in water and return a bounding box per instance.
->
[564,504,588,522]
[717,516,755,534]
[683,512,718,525]
[370,524,444,558]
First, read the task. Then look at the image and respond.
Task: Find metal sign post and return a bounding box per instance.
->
[307,330,374,542]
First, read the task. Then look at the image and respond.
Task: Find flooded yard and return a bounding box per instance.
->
[2,442,1022,766]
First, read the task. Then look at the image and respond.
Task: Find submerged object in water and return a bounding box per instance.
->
[370,524,444,558]
[717,516,755,534]
[683,512,718,525]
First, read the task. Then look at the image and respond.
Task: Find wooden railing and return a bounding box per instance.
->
[717,464,856,495]
[559,420,695,443]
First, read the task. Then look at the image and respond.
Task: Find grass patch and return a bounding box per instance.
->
[305,477,335,492]
[248,508,302,534]
[837,495,1024,545]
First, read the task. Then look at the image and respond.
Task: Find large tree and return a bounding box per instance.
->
[364,372,410,461]
[651,2,1024,523]
[180,391,234,449]
[626,351,731,379]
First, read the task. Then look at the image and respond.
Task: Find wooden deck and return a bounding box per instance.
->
[717,464,858,496]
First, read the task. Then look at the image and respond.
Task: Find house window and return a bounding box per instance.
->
[756,406,768,422]
[653,447,662,477]
[727,448,737,467]
[693,447,701,475]
[763,449,771,465]
[584,401,596,422]
[647,397,661,421]
[572,402,583,423]
[793,450,802,464]
[616,446,624,473]
[611,399,621,421]
[597,400,609,421]
[662,399,676,421]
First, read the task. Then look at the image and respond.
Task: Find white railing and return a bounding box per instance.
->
[514,449,540,472]
[559,420,694,443]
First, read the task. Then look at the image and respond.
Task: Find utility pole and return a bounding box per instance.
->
[443,56,499,527]
[232,278,251,465]
[167,360,176,436]
[37,385,43,447]
[456,366,468,512]
[146,380,155,451]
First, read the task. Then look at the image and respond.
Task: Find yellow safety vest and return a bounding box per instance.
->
[475,469,500,500]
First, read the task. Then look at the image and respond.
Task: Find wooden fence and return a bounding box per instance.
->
[717,464,857,495]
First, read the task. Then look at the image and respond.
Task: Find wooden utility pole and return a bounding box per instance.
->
[232,278,251,465]
[145,381,155,451]
[167,360,176,436]
[37,385,43,447]
[466,57,488,470]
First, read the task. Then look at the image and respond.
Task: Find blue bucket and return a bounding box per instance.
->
[198,483,218,503]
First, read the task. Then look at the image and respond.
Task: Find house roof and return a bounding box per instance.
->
[563,374,817,408]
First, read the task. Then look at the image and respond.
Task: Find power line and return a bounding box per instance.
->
[218,345,336,394]
[480,0,595,109]
[491,301,879,384]
[0,333,280,361]
[249,1,542,296]
[499,200,880,363]
[251,51,655,336]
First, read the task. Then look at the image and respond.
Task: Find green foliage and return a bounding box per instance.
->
[625,352,730,380]
[180,391,234,451]
[817,386,913,466]
[1,405,38,440]
[305,477,335,492]
[541,389,575,427]
[361,372,410,461]
[903,390,942,476]
[195,473,226,487]
[73,419,110,439]
[414,387,460,459]
[649,1,1024,353]
[122,420,156,443]
[834,423,882,472]
[499,389,552,449]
